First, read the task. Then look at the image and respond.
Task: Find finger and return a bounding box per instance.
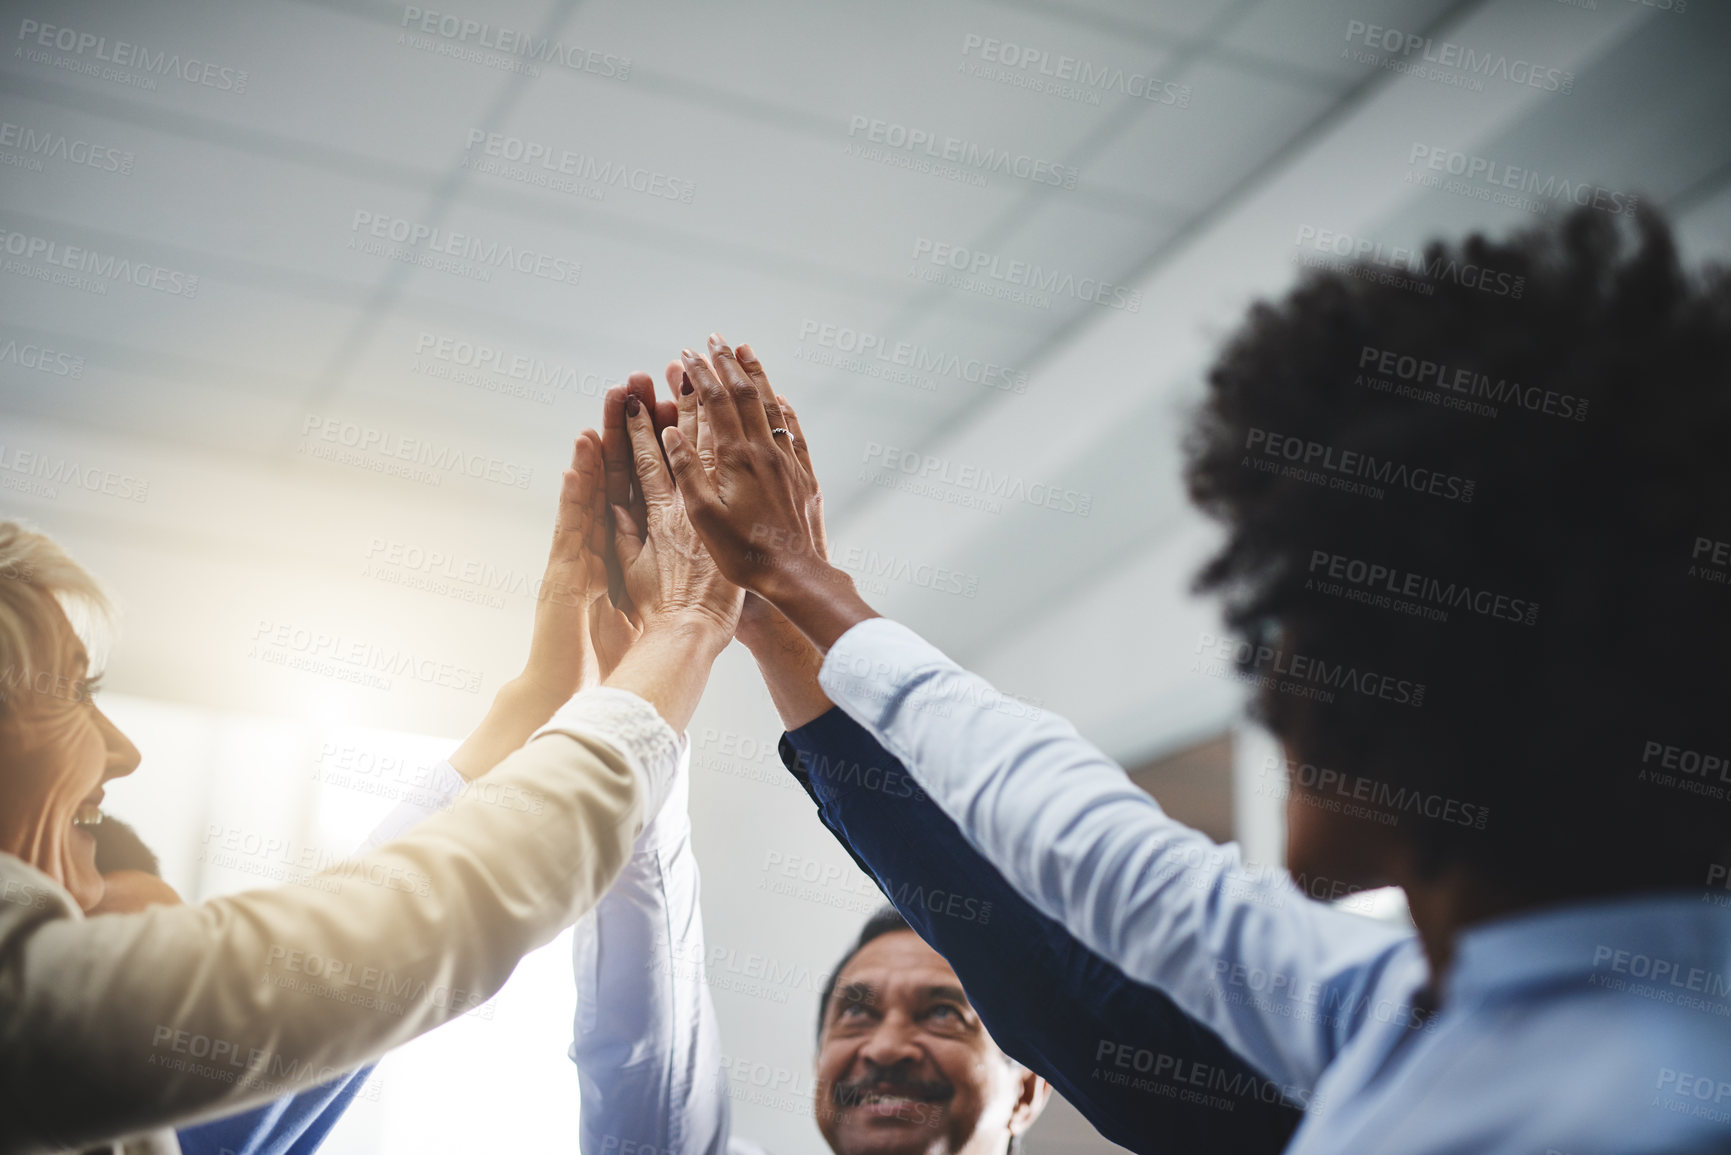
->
[776,394,828,559]
[707,333,776,441]
[654,398,678,438]
[667,358,704,472]
[575,431,611,592]
[556,434,601,541]
[624,382,676,508]
[735,343,790,446]
[601,385,637,510]
[662,425,721,528]
[776,393,815,477]
[682,346,744,446]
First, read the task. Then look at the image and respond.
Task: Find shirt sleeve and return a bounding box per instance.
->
[570,737,734,1155]
[780,708,1304,1152]
[816,617,1416,1093]
[360,761,468,852]
[0,686,680,1154]
[178,759,467,1155]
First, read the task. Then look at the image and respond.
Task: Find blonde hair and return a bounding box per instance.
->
[0,521,113,712]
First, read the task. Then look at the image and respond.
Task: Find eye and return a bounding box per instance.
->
[926,1003,965,1023]
[78,674,104,703]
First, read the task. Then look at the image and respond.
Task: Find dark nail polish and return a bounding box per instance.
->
[680,373,693,396]
[625,393,641,417]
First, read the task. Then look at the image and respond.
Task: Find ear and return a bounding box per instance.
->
[1008,1071,1050,1135]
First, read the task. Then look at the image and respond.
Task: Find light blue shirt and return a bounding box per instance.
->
[815,617,1731,1155]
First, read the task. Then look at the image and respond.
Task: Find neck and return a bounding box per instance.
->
[1398,869,1539,992]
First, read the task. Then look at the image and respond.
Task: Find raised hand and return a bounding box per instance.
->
[605,373,744,646]
[661,336,876,652]
[517,431,612,713]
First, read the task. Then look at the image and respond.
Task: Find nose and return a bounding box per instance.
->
[856,1012,924,1071]
[92,706,141,782]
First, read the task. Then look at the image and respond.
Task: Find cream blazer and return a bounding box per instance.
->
[0,688,674,1154]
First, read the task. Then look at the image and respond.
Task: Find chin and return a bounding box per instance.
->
[828,1108,953,1155]
[63,831,106,912]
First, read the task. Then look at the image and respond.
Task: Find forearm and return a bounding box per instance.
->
[816,618,1411,1092]
[2,706,657,1149]
[448,677,564,781]
[573,797,731,1155]
[759,565,878,655]
[603,621,727,732]
[742,623,832,732]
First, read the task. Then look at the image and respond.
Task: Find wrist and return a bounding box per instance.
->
[637,610,733,661]
[498,673,569,727]
[759,566,877,653]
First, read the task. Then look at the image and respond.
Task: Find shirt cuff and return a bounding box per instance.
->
[536,686,681,836]
[818,617,951,725]
[360,760,466,851]
[632,735,691,857]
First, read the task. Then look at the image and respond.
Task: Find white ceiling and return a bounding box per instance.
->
[4,0,1730,1150]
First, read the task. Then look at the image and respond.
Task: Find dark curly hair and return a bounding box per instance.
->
[1185,203,1731,901]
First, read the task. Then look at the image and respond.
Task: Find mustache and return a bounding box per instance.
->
[830,1071,953,1109]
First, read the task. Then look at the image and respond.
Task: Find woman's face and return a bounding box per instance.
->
[0,589,139,911]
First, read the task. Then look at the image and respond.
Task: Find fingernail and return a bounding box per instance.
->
[681,348,697,363]
[737,343,755,362]
[680,372,693,396]
[625,393,641,417]
[708,332,724,350]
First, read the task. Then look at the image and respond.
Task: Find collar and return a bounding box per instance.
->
[1443,890,1731,1007]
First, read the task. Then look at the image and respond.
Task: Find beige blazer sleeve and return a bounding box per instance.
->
[0,690,669,1155]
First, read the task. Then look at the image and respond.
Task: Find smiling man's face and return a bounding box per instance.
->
[814,929,1044,1155]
